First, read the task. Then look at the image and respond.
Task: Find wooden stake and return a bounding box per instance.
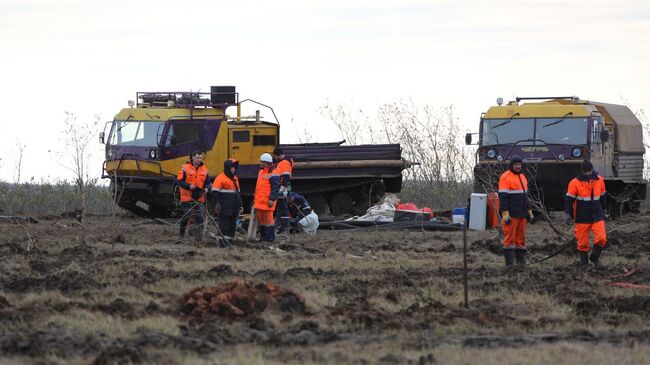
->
[463,220,469,308]
[246,207,258,242]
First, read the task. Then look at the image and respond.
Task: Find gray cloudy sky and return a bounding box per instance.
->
[1,0,649,180]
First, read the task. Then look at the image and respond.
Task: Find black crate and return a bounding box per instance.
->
[394,210,432,222]
[211,86,236,104]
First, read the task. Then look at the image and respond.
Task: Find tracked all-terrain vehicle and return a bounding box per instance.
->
[466,96,647,216]
[101,86,411,217]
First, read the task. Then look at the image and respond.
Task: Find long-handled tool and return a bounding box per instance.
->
[246,207,258,242]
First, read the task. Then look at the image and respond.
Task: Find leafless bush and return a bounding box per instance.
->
[319,103,373,145]
[13,141,26,185]
[320,100,474,209]
[52,112,101,243]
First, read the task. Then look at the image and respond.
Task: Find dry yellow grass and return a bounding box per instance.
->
[1,214,650,364]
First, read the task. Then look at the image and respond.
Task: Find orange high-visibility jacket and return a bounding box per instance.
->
[565,172,607,223]
[498,170,530,218]
[177,162,210,203]
[254,166,280,211]
[277,157,293,187]
[211,159,242,216]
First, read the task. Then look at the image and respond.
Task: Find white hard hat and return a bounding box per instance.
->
[260,153,273,163]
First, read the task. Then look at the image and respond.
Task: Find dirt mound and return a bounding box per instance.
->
[180,278,305,320]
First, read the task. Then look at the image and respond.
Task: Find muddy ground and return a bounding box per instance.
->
[1,211,650,364]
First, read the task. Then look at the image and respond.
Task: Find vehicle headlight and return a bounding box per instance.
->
[486,149,496,159]
[572,148,582,158]
[496,155,504,162]
[149,149,157,159]
[558,153,565,161]
[107,148,114,159]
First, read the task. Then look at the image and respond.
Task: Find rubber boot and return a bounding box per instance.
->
[265,226,276,243]
[515,248,527,267]
[577,251,589,268]
[504,249,514,267]
[259,226,268,242]
[195,227,203,242]
[590,245,605,269]
[260,226,275,243]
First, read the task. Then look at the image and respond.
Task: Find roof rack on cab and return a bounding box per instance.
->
[136,86,238,108]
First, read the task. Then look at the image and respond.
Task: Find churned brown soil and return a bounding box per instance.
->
[1,211,650,364]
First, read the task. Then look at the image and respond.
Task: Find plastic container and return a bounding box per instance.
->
[469,193,487,230]
[452,207,467,225]
[486,192,500,228]
[396,203,418,211]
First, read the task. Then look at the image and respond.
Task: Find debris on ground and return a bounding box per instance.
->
[180,278,305,320]
[322,194,447,231]
[319,220,461,231]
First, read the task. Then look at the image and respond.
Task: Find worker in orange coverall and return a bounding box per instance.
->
[565,159,608,268]
[498,155,535,267]
[254,153,281,243]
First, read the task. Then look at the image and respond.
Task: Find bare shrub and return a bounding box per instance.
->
[320,100,473,210]
[13,141,26,185]
[53,112,101,243]
[4,142,27,215]
[318,102,376,145]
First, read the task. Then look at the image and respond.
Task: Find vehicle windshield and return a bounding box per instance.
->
[482,118,534,146]
[109,120,164,147]
[536,117,588,144]
[481,117,588,146]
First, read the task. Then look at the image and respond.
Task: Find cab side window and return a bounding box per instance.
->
[167,122,200,145]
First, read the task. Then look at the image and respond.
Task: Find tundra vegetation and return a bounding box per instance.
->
[0,104,649,364]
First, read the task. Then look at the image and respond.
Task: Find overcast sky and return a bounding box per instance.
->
[1,0,649,181]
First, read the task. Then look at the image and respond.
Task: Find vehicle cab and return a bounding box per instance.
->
[100,86,279,216]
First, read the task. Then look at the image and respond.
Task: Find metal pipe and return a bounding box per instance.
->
[293,159,416,170]
[463,220,469,308]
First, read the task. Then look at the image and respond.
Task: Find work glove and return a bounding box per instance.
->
[268,199,275,208]
[279,186,289,198]
[604,212,610,221]
[502,211,511,225]
[564,214,573,226]
[213,203,221,216]
[527,210,536,224]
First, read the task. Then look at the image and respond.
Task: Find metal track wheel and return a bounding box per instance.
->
[330,192,354,216]
[305,194,328,215]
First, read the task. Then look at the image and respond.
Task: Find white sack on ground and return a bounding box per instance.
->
[348,194,399,222]
[299,212,319,235]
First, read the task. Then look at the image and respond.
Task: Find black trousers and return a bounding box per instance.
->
[276,197,290,232]
[179,202,204,235]
[218,214,237,239]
